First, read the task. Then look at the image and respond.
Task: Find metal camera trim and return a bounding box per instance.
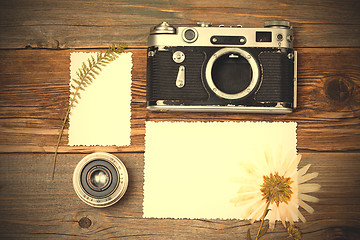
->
[205,48,260,100]
[73,152,128,208]
[148,22,294,49]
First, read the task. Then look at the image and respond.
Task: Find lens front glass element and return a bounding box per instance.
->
[90,170,107,188]
[88,166,111,191]
[211,53,253,95]
[80,159,118,198]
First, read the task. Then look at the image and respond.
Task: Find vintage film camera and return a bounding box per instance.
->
[146,21,297,113]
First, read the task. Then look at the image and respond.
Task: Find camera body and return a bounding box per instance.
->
[147,21,297,113]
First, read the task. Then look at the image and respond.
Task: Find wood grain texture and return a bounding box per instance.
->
[0,153,359,240]
[0,0,360,49]
[0,48,359,153]
[1,1,359,238]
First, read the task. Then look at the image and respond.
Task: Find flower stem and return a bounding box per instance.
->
[255,201,271,240]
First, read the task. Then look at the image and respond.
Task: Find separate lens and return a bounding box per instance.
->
[73,152,128,208]
[211,53,253,94]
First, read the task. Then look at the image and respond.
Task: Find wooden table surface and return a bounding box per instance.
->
[0,0,359,239]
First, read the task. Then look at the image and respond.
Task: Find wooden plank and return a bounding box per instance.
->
[0,153,359,239]
[0,0,360,49]
[0,48,359,153]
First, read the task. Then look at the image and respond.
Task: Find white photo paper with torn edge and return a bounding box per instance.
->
[68,52,132,146]
[143,121,297,219]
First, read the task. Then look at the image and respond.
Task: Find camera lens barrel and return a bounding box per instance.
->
[73,152,128,208]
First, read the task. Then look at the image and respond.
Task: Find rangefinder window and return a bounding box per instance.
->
[211,36,246,45]
[256,32,272,42]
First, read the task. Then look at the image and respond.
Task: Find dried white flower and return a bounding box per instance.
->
[231,147,320,230]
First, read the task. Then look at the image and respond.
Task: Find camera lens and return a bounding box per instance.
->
[73,152,128,208]
[205,48,260,100]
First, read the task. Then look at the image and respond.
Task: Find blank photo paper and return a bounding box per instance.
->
[68,52,132,146]
[143,121,297,219]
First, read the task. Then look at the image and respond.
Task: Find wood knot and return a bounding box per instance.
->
[78,217,92,229]
[324,77,353,103]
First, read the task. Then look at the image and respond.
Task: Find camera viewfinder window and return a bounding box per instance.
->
[184,29,197,42]
[256,32,272,42]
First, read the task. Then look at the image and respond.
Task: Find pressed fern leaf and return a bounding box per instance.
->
[52,43,127,180]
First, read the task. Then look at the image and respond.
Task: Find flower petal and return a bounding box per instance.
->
[230,177,259,183]
[278,206,287,228]
[281,150,296,175]
[267,205,277,230]
[284,154,301,178]
[297,164,311,177]
[231,194,263,208]
[287,202,300,223]
[299,193,319,203]
[298,172,319,184]
[275,145,283,174]
[264,149,273,172]
[250,201,267,223]
[294,206,306,223]
[299,183,321,193]
[283,206,294,225]
[299,199,315,214]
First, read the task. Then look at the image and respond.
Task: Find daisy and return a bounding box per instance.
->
[231,147,320,231]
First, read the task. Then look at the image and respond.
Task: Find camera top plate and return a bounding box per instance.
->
[148,22,294,49]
